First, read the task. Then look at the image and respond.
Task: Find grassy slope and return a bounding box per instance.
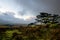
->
[0,24,60,40]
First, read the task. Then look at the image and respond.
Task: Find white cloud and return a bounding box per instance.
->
[0,11,36,24]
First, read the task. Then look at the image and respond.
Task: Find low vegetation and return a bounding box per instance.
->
[0,23,60,40]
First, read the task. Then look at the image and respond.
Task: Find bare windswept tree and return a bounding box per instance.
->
[28,12,60,26]
[35,12,60,24]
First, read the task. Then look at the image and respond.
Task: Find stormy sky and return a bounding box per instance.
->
[0,0,60,24]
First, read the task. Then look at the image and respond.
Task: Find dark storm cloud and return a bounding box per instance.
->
[15,0,60,15]
[18,10,27,16]
[0,12,30,24]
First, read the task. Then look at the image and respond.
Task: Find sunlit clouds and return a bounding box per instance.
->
[14,13,36,21]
